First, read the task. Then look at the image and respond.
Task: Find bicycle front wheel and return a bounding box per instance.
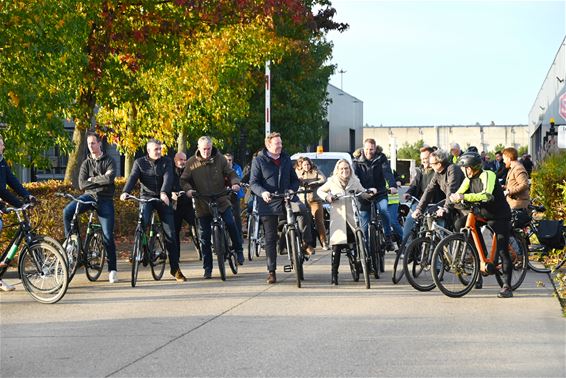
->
[131,232,143,287]
[355,229,370,289]
[431,234,479,298]
[392,249,405,284]
[288,229,303,288]
[495,231,528,290]
[85,229,106,282]
[247,216,255,261]
[19,241,69,304]
[149,226,166,281]
[213,225,226,281]
[368,224,381,279]
[403,237,435,292]
[225,229,238,275]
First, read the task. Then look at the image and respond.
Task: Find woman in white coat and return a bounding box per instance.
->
[317,159,376,285]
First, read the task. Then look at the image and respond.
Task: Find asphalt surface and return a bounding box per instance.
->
[1,242,565,377]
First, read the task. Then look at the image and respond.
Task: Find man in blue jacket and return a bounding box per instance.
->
[249,132,314,284]
[0,136,36,291]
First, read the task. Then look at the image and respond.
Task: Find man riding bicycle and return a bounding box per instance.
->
[63,132,119,283]
[180,136,244,278]
[449,152,513,298]
[121,139,187,282]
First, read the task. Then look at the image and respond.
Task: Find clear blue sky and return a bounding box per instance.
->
[327,0,566,126]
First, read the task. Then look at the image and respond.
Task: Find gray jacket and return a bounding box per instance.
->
[417,163,464,212]
[79,153,116,199]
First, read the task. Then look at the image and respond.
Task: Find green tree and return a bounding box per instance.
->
[397,139,424,163]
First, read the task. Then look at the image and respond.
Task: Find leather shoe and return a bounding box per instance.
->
[203,271,212,279]
[498,285,513,298]
[266,271,276,284]
[174,270,187,282]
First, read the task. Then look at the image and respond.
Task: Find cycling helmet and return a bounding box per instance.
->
[457,152,483,170]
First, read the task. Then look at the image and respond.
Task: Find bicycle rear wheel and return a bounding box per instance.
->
[131,232,143,287]
[149,226,166,280]
[247,216,255,261]
[85,229,106,282]
[377,225,386,273]
[403,237,435,292]
[368,225,381,279]
[225,229,238,275]
[527,247,551,273]
[62,234,80,283]
[392,250,405,284]
[191,220,202,261]
[355,230,370,289]
[495,231,528,290]
[213,225,226,281]
[19,241,69,304]
[432,233,479,298]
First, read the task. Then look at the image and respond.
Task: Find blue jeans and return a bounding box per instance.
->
[198,206,243,274]
[360,198,391,240]
[142,200,180,275]
[388,203,404,240]
[63,195,117,272]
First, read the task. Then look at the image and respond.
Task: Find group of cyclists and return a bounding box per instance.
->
[0,131,532,299]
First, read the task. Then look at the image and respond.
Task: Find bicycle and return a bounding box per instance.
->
[270,190,311,288]
[402,201,453,292]
[431,202,528,298]
[0,202,69,304]
[392,195,419,284]
[123,194,167,287]
[246,193,264,261]
[189,189,238,281]
[517,204,565,273]
[173,191,202,261]
[367,192,388,279]
[56,193,106,283]
[329,190,373,289]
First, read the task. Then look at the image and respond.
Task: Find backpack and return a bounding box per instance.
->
[535,220,565,249]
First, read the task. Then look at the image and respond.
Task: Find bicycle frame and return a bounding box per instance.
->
[0,204,34,272]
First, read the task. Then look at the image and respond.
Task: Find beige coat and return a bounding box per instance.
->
[317,174,367,245]
[296,168,326,203]
[505,160,530,209]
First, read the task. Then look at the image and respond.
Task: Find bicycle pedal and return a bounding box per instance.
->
[283,265,292,272]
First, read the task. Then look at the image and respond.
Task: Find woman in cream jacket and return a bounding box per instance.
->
[317,159,376,284]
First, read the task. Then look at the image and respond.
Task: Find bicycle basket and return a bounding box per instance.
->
[535,220,565,249]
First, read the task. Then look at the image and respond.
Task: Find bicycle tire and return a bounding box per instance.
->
[247,216,255,261]
[288,229,302,288]
[392,250,405,284]
[85,230,106,282]
[191,220,202,261]
[377,226,386,273]
[149,226,166,280]
[527,246,551,273]
[355,229,370,289]
[62,234,80,283]
[213,225,226,281]
[431,233,479,298]
[19,240,69,304]
[255,222,264,258]
[131,232,143,287]
[368,224,380,279]
[225,229,238,275]
[495,231,528,290]
[403,236,436,292]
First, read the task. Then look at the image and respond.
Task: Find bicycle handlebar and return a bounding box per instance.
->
[1,201,35,215]
[55,192,97,207]
[123,193,162,204]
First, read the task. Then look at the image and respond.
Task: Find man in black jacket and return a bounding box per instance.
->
[63,132,119,282]
[0,135,36,291]
[121,139,186,282]
[353,138,397,250]
[250,132,314,284]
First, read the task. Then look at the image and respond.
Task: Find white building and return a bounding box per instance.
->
[323,84,363,153]
[528,35,566,161]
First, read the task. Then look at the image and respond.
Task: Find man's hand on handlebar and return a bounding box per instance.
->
[261,191,271,203]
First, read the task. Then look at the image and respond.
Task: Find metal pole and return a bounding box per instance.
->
[265,60,271,136]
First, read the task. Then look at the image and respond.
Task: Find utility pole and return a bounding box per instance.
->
[338,69,346,90]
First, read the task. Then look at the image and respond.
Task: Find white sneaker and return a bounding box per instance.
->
[0,279,15,291]
[109,270,119,283]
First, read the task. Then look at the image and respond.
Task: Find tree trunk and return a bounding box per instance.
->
[177,129,187,153]
[64,128,87,187]
[124,153,134,178]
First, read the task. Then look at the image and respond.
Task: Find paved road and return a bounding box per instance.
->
[1,244,564,377]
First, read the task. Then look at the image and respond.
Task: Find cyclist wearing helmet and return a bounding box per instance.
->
[449,152,513,298]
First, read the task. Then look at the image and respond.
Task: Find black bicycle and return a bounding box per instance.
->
[123,194,167,287]
[271,190,310,288]
[0,202,69,304]
[367,192,388,278]
[56,193,106,283]
[392,195,419,284]
[190,190,238,281]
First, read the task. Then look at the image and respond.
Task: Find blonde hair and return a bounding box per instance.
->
[332,159,352,177]
[264,132,281,145]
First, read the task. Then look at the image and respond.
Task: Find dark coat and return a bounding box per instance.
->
[0,157,30,207]
[79,153,116,199]
[352,152,396,211]
[122,155,174,199]
[249,149,300,216]
[417,163,464,213]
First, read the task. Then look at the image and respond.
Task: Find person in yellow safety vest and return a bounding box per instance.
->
[386,178,403,247]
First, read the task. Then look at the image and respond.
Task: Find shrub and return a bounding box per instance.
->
[530,151,566,220]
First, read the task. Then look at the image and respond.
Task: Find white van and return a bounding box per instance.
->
[290,152,352,178]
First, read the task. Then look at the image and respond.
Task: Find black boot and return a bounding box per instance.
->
[331,246,341,285]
